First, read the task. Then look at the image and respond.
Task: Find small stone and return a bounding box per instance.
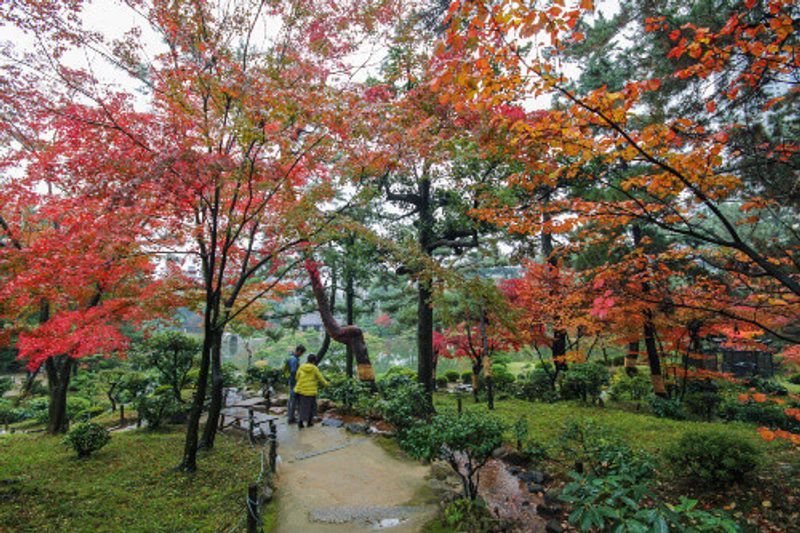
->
[517,470,544,484]
[545,519,564,533]
[527,483,544,494]
[492,447,508,459]
[321,418,344,428]
[262,485,274,502]
[345,423,369,434]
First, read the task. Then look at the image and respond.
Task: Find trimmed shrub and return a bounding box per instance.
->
[63,422,111,458]
[381,366,416,381]
[788,374,800,385]
[136,388,185,428]
[0,376,14,396]
[461,371,473,385]
[560,363,610,404]
[435,376,448,389]
[718,398,800,433]
[491,368,516,393]
[322,376,372,413]
[401,411,505,500]
[444,370,460,383]
[663,429,760,488]
[0,400,26,425]
[74,405,106,422]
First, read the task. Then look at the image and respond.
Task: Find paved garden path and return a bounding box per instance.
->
[270,417,438,532]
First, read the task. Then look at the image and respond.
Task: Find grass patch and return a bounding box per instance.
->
[432,393,800,472]
[0,426,264,532]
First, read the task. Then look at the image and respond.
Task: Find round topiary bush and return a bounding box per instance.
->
[63,422,111,458]
[663,429,760,488]
[435,376,448,389]
[461,371,473,385]
[445,370,460,383]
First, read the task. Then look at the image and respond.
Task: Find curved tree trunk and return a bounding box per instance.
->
[305,259,375,382]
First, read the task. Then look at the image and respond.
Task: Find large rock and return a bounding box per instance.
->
[321,418,344,428]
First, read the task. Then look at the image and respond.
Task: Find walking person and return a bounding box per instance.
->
[284,344,305,424]
[294,354,329,428]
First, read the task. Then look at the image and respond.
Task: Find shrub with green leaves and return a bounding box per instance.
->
[608,370,651,402]
[62,422,111,458]
[441,499,505,531]
[744,376,788,396]
[648,395,687,420]
[718,398,800,432]
[560,363,610,404]
[377,381,430,431]
[491,367,516,393]
[557,421,739,532]
[683,379,721,421]
[435,376,448,389]
[445,370,460,383]
[515,367,559,403]
[0,376,14,396]
[321,376,372,413]
[401,411,505,500]
[136,388,185,428]
[788,373,800,385]
[461,371,473,385]
[663,429,760,488]
[0,400,26,424]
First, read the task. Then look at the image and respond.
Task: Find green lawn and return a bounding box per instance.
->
[433,393,798,460]
[0,426,275,532]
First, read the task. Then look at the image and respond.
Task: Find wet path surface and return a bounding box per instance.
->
[271,418,436,532]
[221,391,437,532]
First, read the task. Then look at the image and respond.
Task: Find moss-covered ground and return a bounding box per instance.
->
[0,426,276,532]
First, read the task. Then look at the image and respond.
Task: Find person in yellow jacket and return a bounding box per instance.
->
[293,354,329,428]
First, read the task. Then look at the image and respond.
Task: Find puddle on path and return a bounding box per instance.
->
[271,417,436,533]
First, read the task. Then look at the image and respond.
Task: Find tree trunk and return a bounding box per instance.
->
[480,309,494,410]
[305,259,374,382]
[345,272,355,379]
[643,315,667,397]
[178,307,215,472]
[316,270,335,363]
[45,355,73,434]
[542,202,567,372]
[417,280,435,395]
[625,340,640,376]
[201,328,225,450]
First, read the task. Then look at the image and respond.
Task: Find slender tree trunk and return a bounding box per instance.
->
[45,355,73,434]
[480,309,494,410]
[418,280,435,395]
[542,199,567,371]
[345,272,355,379]
[643,314,667,397]
[179,303,216,472]
[625,340,640,376]
[201,328,225,450]
[315,270,335,364]
[471,357,481,403]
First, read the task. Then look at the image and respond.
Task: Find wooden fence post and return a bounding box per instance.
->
[246,483,259,533]
[269,421,278,473]
[248,408,255,445]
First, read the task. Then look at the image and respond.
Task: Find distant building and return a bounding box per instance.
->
[298,312,324,332]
